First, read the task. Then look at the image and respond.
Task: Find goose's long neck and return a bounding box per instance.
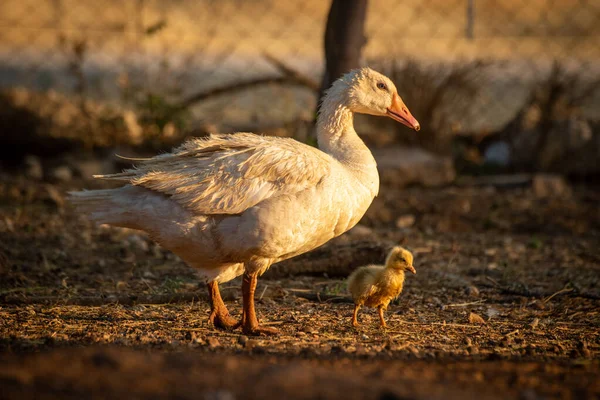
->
[316,91,375,168]
[316,87,379,196]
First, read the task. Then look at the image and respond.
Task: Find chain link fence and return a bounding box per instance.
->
[1,0,599,133]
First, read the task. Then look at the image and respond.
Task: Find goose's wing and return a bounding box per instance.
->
[96,133,332,215]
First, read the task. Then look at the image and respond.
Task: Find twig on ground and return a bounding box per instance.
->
[444,300,485,308]
[259,285,269,301]
[399,321,481,329]
[290,291,353,304]
[543,287,574,304]
[262,321,285,326]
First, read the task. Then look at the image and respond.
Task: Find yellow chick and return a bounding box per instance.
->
[347,246,416,328]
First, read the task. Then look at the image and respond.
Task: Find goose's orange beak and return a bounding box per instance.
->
[387,93,420,131]
[407,265,417,274]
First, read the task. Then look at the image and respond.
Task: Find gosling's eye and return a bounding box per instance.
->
[376,82,387,91]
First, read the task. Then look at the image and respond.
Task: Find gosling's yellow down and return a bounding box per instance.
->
[347,246,416,328]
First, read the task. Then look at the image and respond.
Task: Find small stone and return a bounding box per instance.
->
[395,214,416,229]
[142,270,156,278]
[408,346,420,357]
[484,141,511,167]
[468,312,486,325]
[238,335,248,345]
[245,339,259,350]
[207,337,220,348]
[484,248,497,256]
[162,122,176,138]
[486,307,500,319]
[127,235,149,252]
[532,174,570,198]
[466,286,480,297]
[374,146,456,188]
[530,318,540,329]
[51,166,73,182]
[348,224,373,237]
[45,185,65,208]
[123,110,143,144]
[24,155,43,179]
[0,217,14,233]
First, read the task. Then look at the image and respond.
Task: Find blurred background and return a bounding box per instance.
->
[1,0,599,176]
[1,3,600,396]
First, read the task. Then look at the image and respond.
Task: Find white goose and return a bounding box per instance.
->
[70,68,420,335]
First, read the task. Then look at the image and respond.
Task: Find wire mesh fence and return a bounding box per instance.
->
[1,0,599,133]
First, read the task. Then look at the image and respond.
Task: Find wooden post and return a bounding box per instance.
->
[466,0,475,40]
[318,0,368,103]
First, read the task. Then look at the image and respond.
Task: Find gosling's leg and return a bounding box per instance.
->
[351,304,361,327]
[241,271,279,336]
[378,305,387,328]
[207,281,240,330]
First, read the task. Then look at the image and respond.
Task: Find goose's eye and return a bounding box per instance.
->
[376,82,388,91]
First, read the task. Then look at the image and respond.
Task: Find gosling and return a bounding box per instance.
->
[347,246,416,328]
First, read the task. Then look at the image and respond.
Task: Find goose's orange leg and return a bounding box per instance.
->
[241,271,278,336]
[207,281,240,330]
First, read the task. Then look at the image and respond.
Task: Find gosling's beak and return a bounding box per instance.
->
[407,265,417,274]
[387,93,420,131]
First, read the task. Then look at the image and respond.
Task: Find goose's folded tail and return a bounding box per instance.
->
[68,188,129,226]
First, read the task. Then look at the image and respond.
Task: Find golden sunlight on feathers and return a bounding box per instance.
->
[69,67,419,335]
[347,246,416,328]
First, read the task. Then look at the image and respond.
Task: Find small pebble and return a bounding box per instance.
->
[530,318,540,329]
[51,166,73,182]
[245,339,260,350]
[395,214,415,229]
[24,155,43,179]
[466,285,480,297]
[468,312,486,325]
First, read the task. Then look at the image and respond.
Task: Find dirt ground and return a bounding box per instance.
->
[0,170,599,399]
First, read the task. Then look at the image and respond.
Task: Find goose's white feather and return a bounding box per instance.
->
[70,67,411,283]
[96,133,331,215]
